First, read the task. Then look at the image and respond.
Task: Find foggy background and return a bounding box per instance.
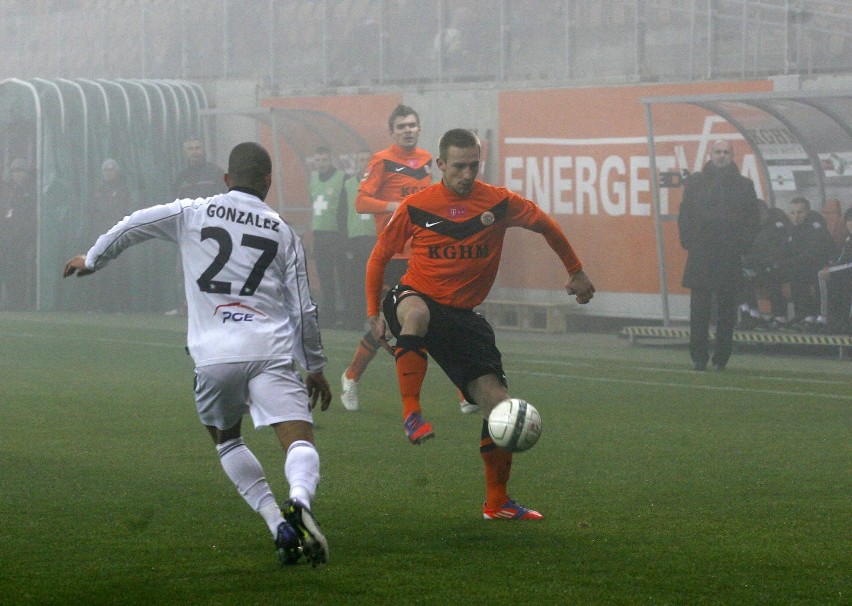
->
[0,0,849,88]
[0,0,850,315]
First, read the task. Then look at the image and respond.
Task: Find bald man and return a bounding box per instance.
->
[678,140,760,371]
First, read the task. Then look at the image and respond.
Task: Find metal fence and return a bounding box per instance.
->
[0,0,849,91]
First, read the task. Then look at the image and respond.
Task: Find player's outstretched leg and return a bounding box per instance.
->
[395,334,434,444]
[341,331,382,410]
[478,419,542,520]
[459,387,479,414]
[215,437,304,561]
[282,499,329,567]
[341,371,359,411]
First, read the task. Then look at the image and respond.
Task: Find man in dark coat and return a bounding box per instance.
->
[678,140,760,371]
[172,136,226,200]
[738,203,792,329]
[785,198,837,330]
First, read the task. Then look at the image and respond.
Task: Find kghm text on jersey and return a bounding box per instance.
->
[400,186,427,198]
[206,203,280,232]
[427,244,489,259]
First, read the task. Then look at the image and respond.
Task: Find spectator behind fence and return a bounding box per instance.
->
[785,197,837,332]
[85,159,135,312]
[167,136,227,316]
[678,140,760,371]
[816,206,852,334]
[0,157,37,310]
[737,201,792,330]
[90,159,133,238]
[173,136,226,200]
[309,147,348,329]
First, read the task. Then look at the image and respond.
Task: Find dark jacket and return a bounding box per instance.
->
[835,232,851,267]
[0,179,38,266]
[743,207,791,274]
[172,161,226,200]
[678,161,760,289]
[788,211,838,278]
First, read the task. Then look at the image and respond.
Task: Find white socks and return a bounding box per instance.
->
[285,440,320,509]
[217,437,321,537]
[217,438,283,536]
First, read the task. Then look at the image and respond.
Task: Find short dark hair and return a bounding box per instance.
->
[388,104,419,131]
[438,129,480,161]
[790,196,811,211]
[228,142,271,188]
[315,146,332,156]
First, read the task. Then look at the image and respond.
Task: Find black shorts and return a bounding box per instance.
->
[383,284,506,401]
[384,258,407,288]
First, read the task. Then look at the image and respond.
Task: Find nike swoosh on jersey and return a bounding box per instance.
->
[382,159,431,179]
[408,199,509,239]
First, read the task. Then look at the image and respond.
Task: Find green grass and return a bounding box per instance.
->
[1,312,849,605]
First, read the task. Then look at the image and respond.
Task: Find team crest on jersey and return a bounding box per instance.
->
[480,211,495,226]
[214,302,267,324]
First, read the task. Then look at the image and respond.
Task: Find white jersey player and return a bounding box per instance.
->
[63,142,331,568]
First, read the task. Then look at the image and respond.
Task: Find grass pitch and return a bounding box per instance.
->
[0,312,849,605]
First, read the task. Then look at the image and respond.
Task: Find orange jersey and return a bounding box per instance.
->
[355,144,433,260]
[366,180,582,314]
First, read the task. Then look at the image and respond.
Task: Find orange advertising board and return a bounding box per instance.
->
[261,81,774,318]
[498,80,771,304]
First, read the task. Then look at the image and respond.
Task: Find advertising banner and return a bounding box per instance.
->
[261,81,776,318]
[497,80,771,315]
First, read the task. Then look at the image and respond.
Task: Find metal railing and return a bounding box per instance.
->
[0,0,849,91]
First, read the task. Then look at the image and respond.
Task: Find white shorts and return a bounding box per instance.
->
[193,360,313,430]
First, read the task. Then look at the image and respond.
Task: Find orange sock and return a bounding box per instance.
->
[480,419,512,508]
[345,331,381,382]
[394,334,427,420]
[458,388,466,403]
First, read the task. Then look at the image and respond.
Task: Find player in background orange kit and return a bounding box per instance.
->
[340,105,477,417]
[366,129,595,519]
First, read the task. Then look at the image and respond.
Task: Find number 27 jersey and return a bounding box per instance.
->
[85,190,326,370]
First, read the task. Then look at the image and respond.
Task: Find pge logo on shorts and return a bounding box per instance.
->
[214,302,267,324]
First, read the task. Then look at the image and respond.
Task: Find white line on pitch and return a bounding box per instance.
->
[521,358,849,385]
[522,370,852,401]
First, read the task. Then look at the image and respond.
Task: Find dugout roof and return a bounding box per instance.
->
[641,89,852,325]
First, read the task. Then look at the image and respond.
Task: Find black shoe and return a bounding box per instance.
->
[274,521,302,566]
[693,361,707,371]
[282,499,329,568]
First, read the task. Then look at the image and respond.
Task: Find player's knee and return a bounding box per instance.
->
[397,297,430,335]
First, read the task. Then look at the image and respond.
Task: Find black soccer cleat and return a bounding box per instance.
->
[282,499,329,568]
[274,520,302,566]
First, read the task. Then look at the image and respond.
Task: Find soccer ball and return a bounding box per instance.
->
[487,398,542,452]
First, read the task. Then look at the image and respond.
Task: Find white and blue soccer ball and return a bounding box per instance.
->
[487,398,542,452]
